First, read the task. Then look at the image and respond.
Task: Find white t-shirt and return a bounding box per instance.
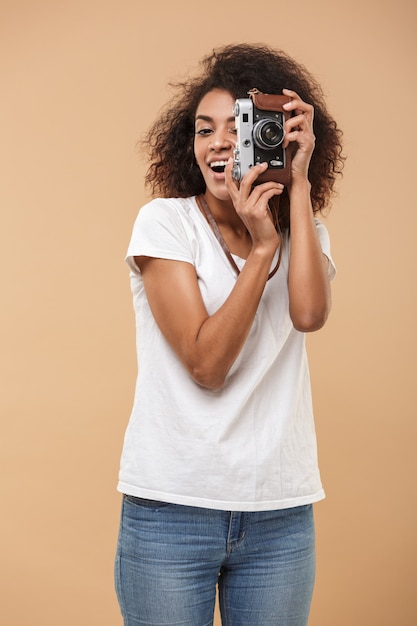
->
[117,196,336,512]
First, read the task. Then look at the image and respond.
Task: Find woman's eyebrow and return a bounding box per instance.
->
[195,114,236,123]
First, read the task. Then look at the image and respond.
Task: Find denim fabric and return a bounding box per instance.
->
[114,495,315,626]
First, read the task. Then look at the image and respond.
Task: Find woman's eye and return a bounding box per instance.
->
[195,128,213,136]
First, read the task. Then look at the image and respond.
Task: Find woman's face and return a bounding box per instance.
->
[194,89,237,201]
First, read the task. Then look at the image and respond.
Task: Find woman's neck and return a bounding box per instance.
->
[201,192,245,234]
[199,193,251,258]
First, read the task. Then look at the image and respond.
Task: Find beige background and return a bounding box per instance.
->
[1,1,416,624]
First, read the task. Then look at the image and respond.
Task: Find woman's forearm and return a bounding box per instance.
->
[287,180,331,332]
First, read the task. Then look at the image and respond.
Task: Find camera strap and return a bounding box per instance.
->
[197,195,282,281]
[248,88,292,112]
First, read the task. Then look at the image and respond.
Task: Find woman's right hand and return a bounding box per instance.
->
[224,159,283,253]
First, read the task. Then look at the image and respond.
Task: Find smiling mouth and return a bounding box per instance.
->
[209,160,228,173]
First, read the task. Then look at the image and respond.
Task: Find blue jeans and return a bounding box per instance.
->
[114,495,316,626]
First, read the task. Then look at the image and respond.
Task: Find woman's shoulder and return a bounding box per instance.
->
[137,196,197,221]
[127,197,200,267]
[130,196,201,249]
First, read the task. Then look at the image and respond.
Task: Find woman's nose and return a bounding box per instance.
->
[210,130,234,150]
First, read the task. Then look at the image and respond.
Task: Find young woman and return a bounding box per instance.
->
[115,43,344,626]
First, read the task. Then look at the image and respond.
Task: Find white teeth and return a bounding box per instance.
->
[210,160,228,170]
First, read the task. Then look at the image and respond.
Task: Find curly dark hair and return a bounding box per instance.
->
[140,43,345,228]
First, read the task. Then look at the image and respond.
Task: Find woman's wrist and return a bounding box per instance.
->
[288,175,311,196]
[288,176,314,215]
[247,241,279,271]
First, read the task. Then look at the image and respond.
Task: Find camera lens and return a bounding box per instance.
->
[252,119,284,149]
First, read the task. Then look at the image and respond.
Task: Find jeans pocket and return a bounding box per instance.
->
[123,494,172,509]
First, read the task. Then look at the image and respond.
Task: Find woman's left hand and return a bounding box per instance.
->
[282,88,315,181]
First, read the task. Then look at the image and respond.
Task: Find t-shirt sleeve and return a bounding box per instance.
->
[125,199,195,275]
[315,218,337,281]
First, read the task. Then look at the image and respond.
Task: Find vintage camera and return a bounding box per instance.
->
[232,90,292,185]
